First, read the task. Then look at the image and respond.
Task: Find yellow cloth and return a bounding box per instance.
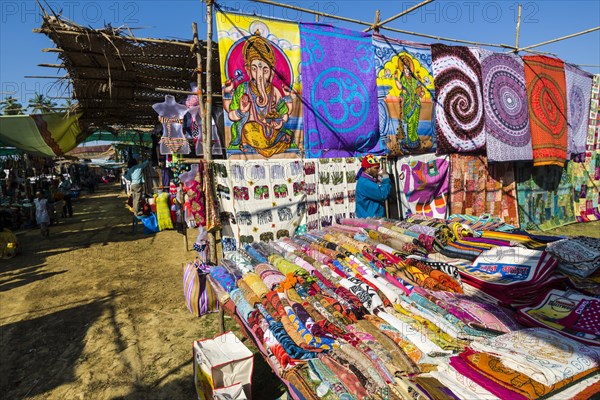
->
[242,272,269,299]
[0,229,18,259]
[155,192,173,231]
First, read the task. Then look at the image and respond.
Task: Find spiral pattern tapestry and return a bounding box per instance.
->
[523,55,568,167]
[431,44,486,155]
[564,63,593,156]
[480,51,532,162]
[299,23,384,158]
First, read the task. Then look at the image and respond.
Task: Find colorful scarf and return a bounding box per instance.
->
[523,55,569,167]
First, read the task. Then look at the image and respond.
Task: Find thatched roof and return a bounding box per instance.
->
[35,11,221,130]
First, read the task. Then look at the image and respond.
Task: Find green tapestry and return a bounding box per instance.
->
[516,162,576,231]
[569,150,600,222]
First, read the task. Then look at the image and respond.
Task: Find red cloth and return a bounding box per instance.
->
[523,55,568,167]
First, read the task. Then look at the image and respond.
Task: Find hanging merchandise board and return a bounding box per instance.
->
[564,64,594,157]
[523,55,568,167]
[372,34,436,155]
[214,159,306,251]
[569,150,600,222]
[395,153,449,219]
[586,74,600,151]
[480,51,533,162]
[431,44,486,155]
[216,11,303,159]
[299,23,385,158]
[516,162,576,231]
[449,154,520,227]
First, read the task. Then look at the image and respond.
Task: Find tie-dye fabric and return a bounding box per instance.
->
[431,44,486,154]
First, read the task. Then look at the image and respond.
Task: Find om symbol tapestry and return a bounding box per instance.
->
[299,23,384,158]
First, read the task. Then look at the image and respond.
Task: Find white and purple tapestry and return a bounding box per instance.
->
[431,44,486,155]
[564,63,593,156]
[395,153,449,219]
[480,51,532,162]
[299,23,384,158]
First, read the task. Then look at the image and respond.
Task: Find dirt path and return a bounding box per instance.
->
[0,183,280,399]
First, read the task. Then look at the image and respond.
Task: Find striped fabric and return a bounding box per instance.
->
[183,260,219,317]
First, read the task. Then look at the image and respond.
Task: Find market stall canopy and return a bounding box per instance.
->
[34,9,221,129]
[83,131,153,145]
[0,112,86,157]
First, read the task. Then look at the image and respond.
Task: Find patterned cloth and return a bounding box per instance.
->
[516,162,576,230]
[569,150,600,222]
[214,159,306,247]
[564,64,594,156]
[431,44,485,154]
[586,75,600,150]
[373,34,436,154]
[449,154,519,226]
[395,154,449,219]
[216,11,303,159]
[480,51,532,161]
[523,55,568,167]
[299,23,384,158]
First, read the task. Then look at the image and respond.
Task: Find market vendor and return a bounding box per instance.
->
[355,154,392,218]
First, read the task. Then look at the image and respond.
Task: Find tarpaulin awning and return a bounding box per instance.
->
[0,112,86,157]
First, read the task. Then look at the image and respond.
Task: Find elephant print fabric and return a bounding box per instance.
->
[396,153,449,219]
[213,160,306,250]
[216,11,303,159]
[303,157,361,230]
[299,23,384,158]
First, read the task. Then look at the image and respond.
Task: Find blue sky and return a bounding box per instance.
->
[1,0,599,106]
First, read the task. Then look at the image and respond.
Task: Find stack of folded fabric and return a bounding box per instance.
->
[516,288,600,346]
[449,328,600,399]
[457,246,561,307]
[546,236,600,295]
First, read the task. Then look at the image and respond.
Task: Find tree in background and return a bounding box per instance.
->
[28,93,57,114]
[0,96,25,115]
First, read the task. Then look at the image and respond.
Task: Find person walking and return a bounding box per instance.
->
[34,191,50,237]
[124,158,149,216]
[355,154,392,219]
[58,175,73,217]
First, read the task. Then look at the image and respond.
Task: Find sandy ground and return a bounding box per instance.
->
[0,183,282,400]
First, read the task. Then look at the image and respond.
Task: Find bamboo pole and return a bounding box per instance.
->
[205,0,223,333]
[364,0,433,32]
[371,10,381,34]
[514,4,522,53]
[205,0,218,271]
[33,27,195,47]
[518,26,600,51]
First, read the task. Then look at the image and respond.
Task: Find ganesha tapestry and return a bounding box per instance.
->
[216,11,303,159]
[373,34,436,155]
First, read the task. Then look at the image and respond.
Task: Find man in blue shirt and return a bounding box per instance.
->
[355,154,392,219]
[124,158,149,215]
